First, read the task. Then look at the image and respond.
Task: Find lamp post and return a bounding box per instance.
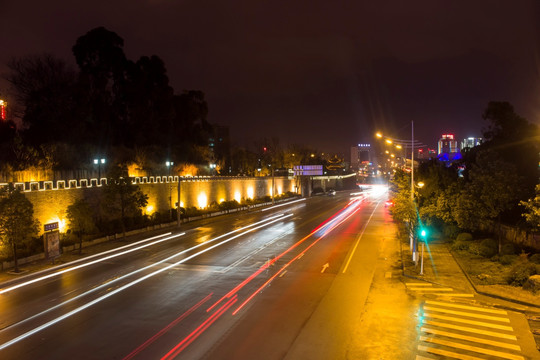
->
[93,158,106,179]
[166,161,174,220]
[376,122,424,263]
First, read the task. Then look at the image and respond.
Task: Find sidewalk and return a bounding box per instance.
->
[401,238,540,311]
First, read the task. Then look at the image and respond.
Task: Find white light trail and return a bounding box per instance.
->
[0,232,183,294]
[0,213,292,350]
[261,198,306,211]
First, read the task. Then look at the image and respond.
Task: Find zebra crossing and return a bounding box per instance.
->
[406,283,525,360]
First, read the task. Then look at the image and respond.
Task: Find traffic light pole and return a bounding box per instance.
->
[420,241,425,275]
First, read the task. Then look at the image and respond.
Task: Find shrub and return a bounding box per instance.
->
[529,253,540,264]
[456,233,473,242]
[442,224,460,239]
[451,240,470,251]
[500,243,516,256]
[506,262,538,286]
[498,255,518,265]
[474,238,498,258]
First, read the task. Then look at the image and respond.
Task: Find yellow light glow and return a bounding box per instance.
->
[146,205,154,214]
[47,216,66,233]
[418,182,425,188]
[234,191,241,203]
[277,186,282,194]
[247,187,254,199]
[396,144,402,149]
[198,192,208,208]
[376,132,383,138]
[385,139,392,144]
[391,154,395,158]
[219,198,225,203]
[179,201,184,208]
[385,150,389,154]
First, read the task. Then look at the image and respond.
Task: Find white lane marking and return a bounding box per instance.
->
[424,312,513,331]
[406,283,432,287]
[342,201,380,273]
[434,293,474,297]
[418,345,493,360]
[425,300,507,315]
[423,320,517,340]
[409,288,454,292]
[421,327,521,350]
[420,336,524,360]
[424,306,510,323]
[321,263,329,273]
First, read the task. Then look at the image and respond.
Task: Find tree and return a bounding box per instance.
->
[521,184,540,231]
[6,54,78,145]
[0,188,39,272]
[103,165,148,236]
[66,199,96,254]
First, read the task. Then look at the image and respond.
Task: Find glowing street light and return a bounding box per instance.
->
[93,158,106,179]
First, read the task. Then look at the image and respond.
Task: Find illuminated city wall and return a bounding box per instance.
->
[13,176,296,234]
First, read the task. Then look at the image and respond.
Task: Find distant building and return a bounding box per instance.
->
[350,144,371,171]
[460,137,482,150]
[438,134,460,161]
[0,100,6,121]
[209,125,231,174]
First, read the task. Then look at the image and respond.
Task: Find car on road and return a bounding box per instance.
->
[327,189,336,196]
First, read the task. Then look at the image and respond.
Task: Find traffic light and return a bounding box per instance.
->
[419,227,428,242]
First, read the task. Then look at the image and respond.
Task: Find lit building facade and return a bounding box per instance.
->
[438,134,458,155]
[460,137,482,150]
[350,144,371,171]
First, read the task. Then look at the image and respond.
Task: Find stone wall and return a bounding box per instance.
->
[2,176,297,234]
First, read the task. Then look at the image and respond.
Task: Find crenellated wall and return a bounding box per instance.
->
[1,176,298,234]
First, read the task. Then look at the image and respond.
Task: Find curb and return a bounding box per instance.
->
[399,238,540,311]
[449,246,540,310]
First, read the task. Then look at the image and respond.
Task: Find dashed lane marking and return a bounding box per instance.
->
[406,282,432,286]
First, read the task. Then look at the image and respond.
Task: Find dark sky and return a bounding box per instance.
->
[2,1,540,155]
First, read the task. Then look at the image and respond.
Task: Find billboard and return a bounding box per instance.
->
[293,165,323,176]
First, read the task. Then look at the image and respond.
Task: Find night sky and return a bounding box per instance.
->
[1,1,540,155]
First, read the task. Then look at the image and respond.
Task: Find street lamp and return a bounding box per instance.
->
[375,123,425,262]
[93,158,106,179]
[166,161,174,220]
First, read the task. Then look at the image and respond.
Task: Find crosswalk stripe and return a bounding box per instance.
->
[421,327,521,351]
[410,288,454,292]
[424,312,514,331]
[425,300,507,315]
[407,283,433,286]
[420,336,525,360]
[434,293,474,297]
[418,345,487,360]
[424,305,510,322]
[424,319,517,340]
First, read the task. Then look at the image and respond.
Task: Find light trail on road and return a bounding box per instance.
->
[159,196,369,359]
[0,232,181,294]
[0,213,292,351]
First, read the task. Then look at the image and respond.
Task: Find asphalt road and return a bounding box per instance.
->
[0,189,398,359]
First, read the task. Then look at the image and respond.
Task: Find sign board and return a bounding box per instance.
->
[293,165,323,176]
[44,230,61,259]
[44,222,59,232]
